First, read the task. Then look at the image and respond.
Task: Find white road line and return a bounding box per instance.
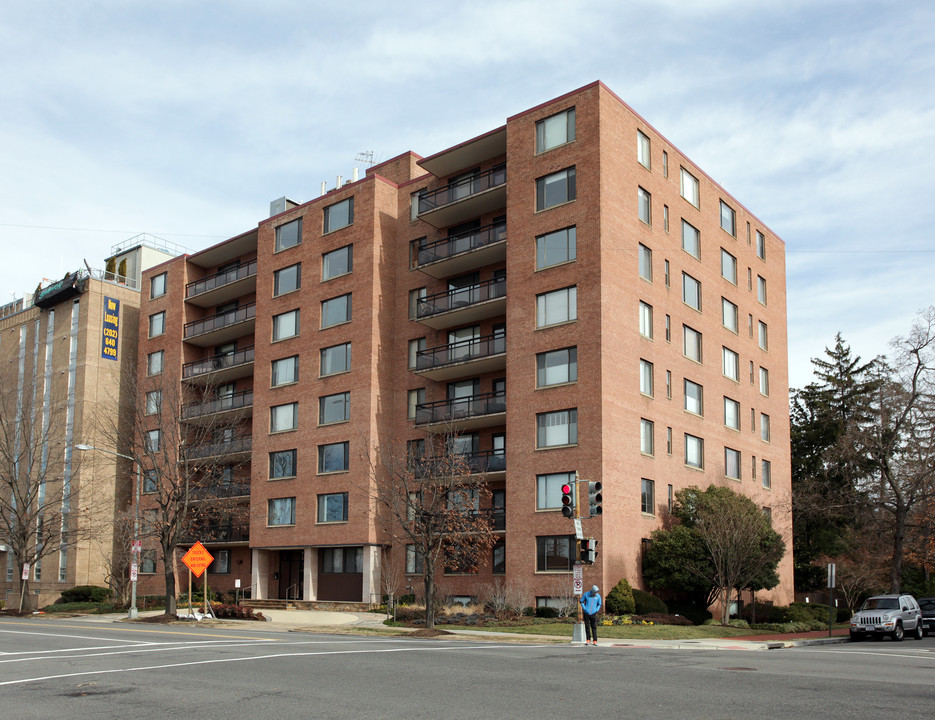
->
[796,648,935,661]
[0,628,154,645]
[0,643,550,687]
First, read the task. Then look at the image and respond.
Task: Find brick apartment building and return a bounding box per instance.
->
[137,81,794,608]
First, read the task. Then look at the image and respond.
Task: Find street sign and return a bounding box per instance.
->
[21,563,30,581]
[573,564,583,595]
[827,562,836,589]
[181,541,214,578]
[131,540,142,555]
[235,578,241,588]
[130,562,138,582]
[573,518,583,540]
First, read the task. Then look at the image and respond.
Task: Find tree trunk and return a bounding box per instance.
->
[890,503,906,593]
[164,545,177,615]
[720,587,731,625]
[424,572,435,629]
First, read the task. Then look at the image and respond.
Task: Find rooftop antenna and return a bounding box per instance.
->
[354,151,376,167]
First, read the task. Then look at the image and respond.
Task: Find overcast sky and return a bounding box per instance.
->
[2,0,932,390]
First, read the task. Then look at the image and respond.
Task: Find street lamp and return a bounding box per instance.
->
[76,443,140,619]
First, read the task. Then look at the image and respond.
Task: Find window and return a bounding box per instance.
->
[536,108,575,152]
[406,545,424,574]
[142,469,157,493]
[208,550,231,575]
[719,200,736,236]
[492,541,505,575]
[269,449,297,479]
[665,314,671,342]
[321,342,351,376]
[664,259,670,287]
[761,413,771,442]
[758,321,768,350]
[721,249,737,284]
[637,130,651,169]
[536,226,577,269]
[149,311,165,338]
[318,441,350,473]
[639,302,653,339]
[666,370,672,398]
[145,390,162,415]
[683,325,702,362]
[757,276,767,305]
[638,244,652,281]
[145,429,160,453]
[640,359,653,397]
[408,338,425,370]
[537,347,577,387]
[150,272,167,299]
[662,150,668,177]
[536,167,576,210]
[536,535,574,571]
[748,267,753,291]
[536,286,577,327]
[640,418,654,456]
[275,218,302,251]
[684,379,703,415]
[756,231,766,260]
[725,447,741,479]
[321,293,352,328]
[147,350,163,376]
[722,347,739,381]
[319,392,350,425]
[666,427,672,455]
[323,197,354,233]
[273,263,301,296]
[724,397,740,430]
[680,168,699,207]
[408,287,426,319]
[760,367,770,396]
[407,388,425,420]
[536,409,578,448]
[268,497,296,526]
[681,220,700,259]
[271,355,299,386]
[272,309,299,341]
[641,478,655,514]
[140,550,157,574]
[685,434,704,469]
[322,245,353,280]
[762,459,772,489]
[682,272,701,311]
[638,187,652,225]
[722,298,739,333]
[663,205,669,232]
[537,471,575,510]
[270,402,298,433]
[317,493,348,523]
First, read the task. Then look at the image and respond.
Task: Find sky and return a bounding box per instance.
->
[2,0,933,391]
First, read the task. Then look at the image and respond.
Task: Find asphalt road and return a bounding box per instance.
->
[1,618,933,719]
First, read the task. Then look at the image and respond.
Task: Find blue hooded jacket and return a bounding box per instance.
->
[581,587,602,615]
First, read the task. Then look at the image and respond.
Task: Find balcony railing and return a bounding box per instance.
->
[417,165,507,216]
[182,346,255,380]
[182,390,253,421]
[182,522,250,544]
[416,277,505,321]
[183,435,252,460]
[415,391,506,427]
[184,302,256,340]
[414,221,506,268]
[417,334,505,371]
[186,259,258,300]
[190,483,251,500]
[417,450,506,477]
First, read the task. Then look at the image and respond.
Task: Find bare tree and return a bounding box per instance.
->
[381,545,405,620]
[369,433,498,629]
[819,529,889,612]
[100,511,135,605]
[96,373,249,615]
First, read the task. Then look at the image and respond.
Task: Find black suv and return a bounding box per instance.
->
[919,597,935,637]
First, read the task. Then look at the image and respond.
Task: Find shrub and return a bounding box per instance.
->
[741,601,786,624]
[667,601,712,626]
[60,586,111,603]
[605,579,635,615]
[633,589,668,615]
[636,612,694,626]
[750,621,814,633]
[535,606,559,618]
[727,618,749,629]
[211,603,264,620]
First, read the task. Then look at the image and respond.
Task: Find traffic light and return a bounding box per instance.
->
[561,481,576,518]
[583,538,598,564]
[588,481,602,517]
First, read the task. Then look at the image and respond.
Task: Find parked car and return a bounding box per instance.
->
[849,594,923,641]
[919,597,935,637]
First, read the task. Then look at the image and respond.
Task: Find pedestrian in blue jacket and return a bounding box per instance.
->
[581,585,602,645]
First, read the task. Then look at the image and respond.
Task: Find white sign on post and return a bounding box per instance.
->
[21,563,30,581]
[573,518,583,540]
[130,562,138,582]
[132,540,142,555]
[235,578,241,588]
[573,564,583,595]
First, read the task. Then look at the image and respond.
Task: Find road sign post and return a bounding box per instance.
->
[181,541,214,619]
[572,561,586,644]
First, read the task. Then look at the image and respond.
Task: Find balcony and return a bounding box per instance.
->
[416,165,507,229]
[185,259,258,308]
[184,302,256,347]
[184,435,252,461]
[183,346,255,385]
[182,521,250,545]
[415,333,506,381]
[182,390,253,424]
[415,277,506,330]
[415,392,506,432]
[191,483,251,501]
[413,221,506,279]
[417,450,506,480]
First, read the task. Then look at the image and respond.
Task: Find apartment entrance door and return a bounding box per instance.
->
[277,550,303,600]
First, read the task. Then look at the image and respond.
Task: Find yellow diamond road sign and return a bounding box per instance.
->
[181,541,214,578]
